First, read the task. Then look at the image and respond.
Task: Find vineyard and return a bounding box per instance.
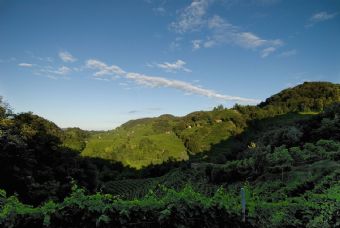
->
[1,182,339,228]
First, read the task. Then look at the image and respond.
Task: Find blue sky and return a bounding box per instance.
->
[0,0,339,130]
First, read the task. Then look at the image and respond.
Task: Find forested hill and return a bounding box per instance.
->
[81,81,340,168]
[259,82,340,111]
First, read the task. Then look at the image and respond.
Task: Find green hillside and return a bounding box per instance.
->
[82,116,188,169]
[259,81,340,112]
[81,82,340,169]
[81,108,249,168]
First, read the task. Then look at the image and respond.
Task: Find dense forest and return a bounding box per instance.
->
[0,82,340,227]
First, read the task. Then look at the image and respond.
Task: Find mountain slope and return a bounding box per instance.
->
[81,82,340,169]
[82,116,188,169]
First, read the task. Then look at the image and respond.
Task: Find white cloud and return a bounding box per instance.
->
[306,11,338,27]
[234,32,282,49]
[155,60,192,73]
[207,14,233,29]
[86,59,259,103]
[170,0,212,33]
[261,47,276,58]
[203,39,216,48]
[279,49,297,57]
[54,66,72,75]
[171,1,283,57]
[86,59,126,76]
[310,11,337,23]
[192,39,202,49]
[201,16,283,55]
[18,63,33,67]
[39,65,72,76]
[59,51,77,62]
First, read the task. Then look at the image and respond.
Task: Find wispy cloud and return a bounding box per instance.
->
[306,11,338,27]
[279,49,297,58]
[170,1,283,57]
[192,39,202,50]
[59,51,77,62]
[86,59,259,103]
[233,31,283,49]
[310,11,337,23]
[86,59,125,76]
[39,66,72,76]
[53,66,72,75]
[18,63,33,67]
[261,47,276,58]
[170,0,211,33]
[198,15,283,57]
[17,52,75,79]
[150,60,192,73]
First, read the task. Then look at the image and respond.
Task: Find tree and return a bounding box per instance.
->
[0,96,12,119]
[266,146,293,181]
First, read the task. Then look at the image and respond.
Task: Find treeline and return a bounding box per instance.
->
[259,81,340,112]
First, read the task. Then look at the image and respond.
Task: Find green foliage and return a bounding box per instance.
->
[82,119,188,169]
[82,104,248,167]
[0,185,249,227]
[259,81,340,112]
[266,146,293,169]
[62,127,91,151]
[1,181,339,228]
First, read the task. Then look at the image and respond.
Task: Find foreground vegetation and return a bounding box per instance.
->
[1,182,339,227]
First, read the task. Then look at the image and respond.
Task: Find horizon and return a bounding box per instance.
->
[1,0,339,130]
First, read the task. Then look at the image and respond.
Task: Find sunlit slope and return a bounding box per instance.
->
[259,81,340,111]
[82,116,188,169]
[81,109,248,168]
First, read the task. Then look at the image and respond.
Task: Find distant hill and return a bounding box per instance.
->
[80,82,340,169]
[259,81,340,112]
[82,116,188,169]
